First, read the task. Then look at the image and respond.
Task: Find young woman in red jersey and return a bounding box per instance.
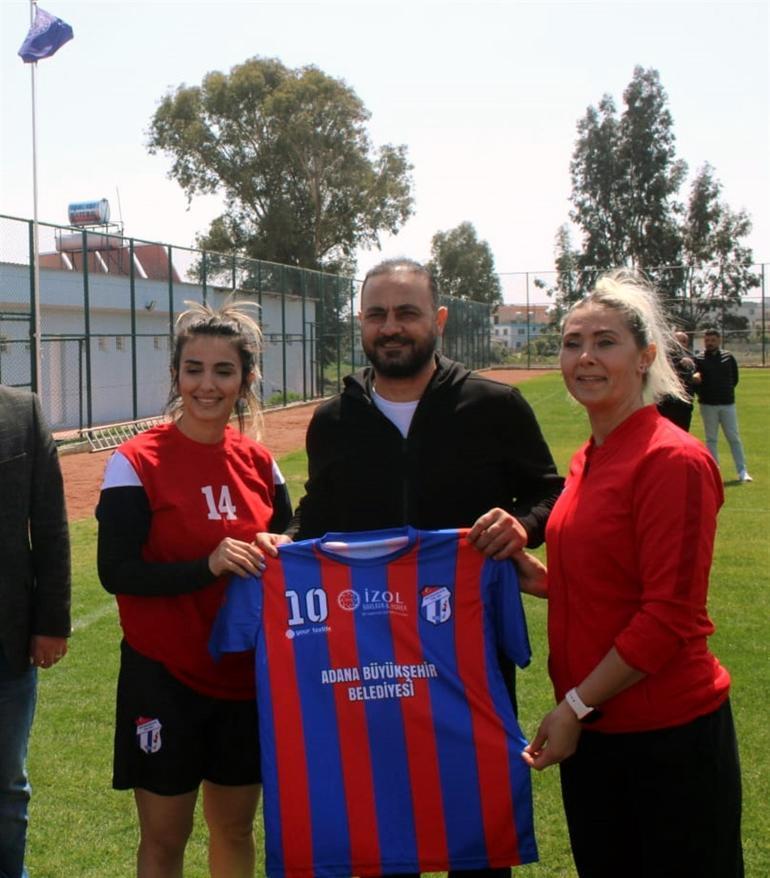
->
[517,271,743,878]
[97,300,291,878]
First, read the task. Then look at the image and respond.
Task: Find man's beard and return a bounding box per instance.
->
[363,332,437,378]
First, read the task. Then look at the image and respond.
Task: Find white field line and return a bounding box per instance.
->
[71,601,117,632]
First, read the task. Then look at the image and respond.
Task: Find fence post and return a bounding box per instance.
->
[349,277,355,375]
[317,270,325,395]
[301,272,307,400]
[166,246,174,343]
[78,337,84,431]
[309,318,316,398]
[129,238,138,421]
[762,263,767,368]
[281,265,287,406]
[526,272,532,370]
[82,228,93,428]
[335,277,342,391]
[257,260,264,403]
[27,220,38,391]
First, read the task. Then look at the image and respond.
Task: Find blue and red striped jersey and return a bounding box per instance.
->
[210,527,538,877]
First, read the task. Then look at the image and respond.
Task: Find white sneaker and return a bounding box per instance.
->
[739,472,753,483]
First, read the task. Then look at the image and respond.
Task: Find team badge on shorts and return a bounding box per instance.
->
[135,716,162,754]
[420,585,452,625]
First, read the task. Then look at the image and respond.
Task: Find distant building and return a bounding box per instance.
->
[1,238,318,430]
[732,300,765,335]
[40,240,182,283]
[492,303,553,351]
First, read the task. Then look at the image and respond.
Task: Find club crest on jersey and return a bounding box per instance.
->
[135,717,162,754]
[337,589,361,612]
[420,585,452,625]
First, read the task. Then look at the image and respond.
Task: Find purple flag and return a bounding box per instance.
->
[18,6,74,63]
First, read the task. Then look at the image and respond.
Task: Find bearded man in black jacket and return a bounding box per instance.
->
[258,258,563,878]
[289,259,562,549]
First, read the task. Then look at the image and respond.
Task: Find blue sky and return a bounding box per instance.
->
[1,0,767,300]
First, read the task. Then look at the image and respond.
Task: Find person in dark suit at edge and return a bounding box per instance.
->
[0,385,71,878]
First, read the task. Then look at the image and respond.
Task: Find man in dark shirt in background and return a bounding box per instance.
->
[694,329,752,483]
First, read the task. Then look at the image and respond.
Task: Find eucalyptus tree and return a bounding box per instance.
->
[148,56,413,270]
[427,222,502,305]
[559,66,755,325]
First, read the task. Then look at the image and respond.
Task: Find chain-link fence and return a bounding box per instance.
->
[493,268,768,369]
[0,214,492,432]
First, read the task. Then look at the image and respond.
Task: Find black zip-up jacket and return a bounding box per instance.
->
[290,356,563,545]
[695,348,739,405]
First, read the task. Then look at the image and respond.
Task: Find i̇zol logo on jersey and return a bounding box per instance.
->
[420,585,452,625]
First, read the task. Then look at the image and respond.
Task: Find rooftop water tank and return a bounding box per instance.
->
[68,199,110,226]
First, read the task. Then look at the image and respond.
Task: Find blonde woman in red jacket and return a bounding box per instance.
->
[511,270,743,878]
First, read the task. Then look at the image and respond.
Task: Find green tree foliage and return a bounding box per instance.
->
[569,95,628,270]
[147,56,414,270]
[536,224,584,317]
[616,68,686,278]
[569,67,686,287]
[532,225,584,329]
[561,66,756,327]
[427,222,502,304]
[675,164,758,331]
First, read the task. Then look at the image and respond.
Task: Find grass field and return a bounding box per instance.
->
[27,370,769,877]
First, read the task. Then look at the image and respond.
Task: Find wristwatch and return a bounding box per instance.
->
[565,687,603,724]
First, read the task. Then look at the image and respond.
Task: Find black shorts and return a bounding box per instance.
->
[113,640,260,795]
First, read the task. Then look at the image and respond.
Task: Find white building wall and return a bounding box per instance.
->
[0,262,317,430]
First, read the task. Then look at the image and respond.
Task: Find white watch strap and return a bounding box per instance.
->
[565,687,594,720]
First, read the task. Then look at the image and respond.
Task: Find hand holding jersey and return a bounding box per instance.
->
[466,507,529,560]
[207,535,266,578]
[254,531,293,558]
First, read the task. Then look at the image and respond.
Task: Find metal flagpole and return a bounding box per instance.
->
[19,3,74,394]
[29,0,42,394]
